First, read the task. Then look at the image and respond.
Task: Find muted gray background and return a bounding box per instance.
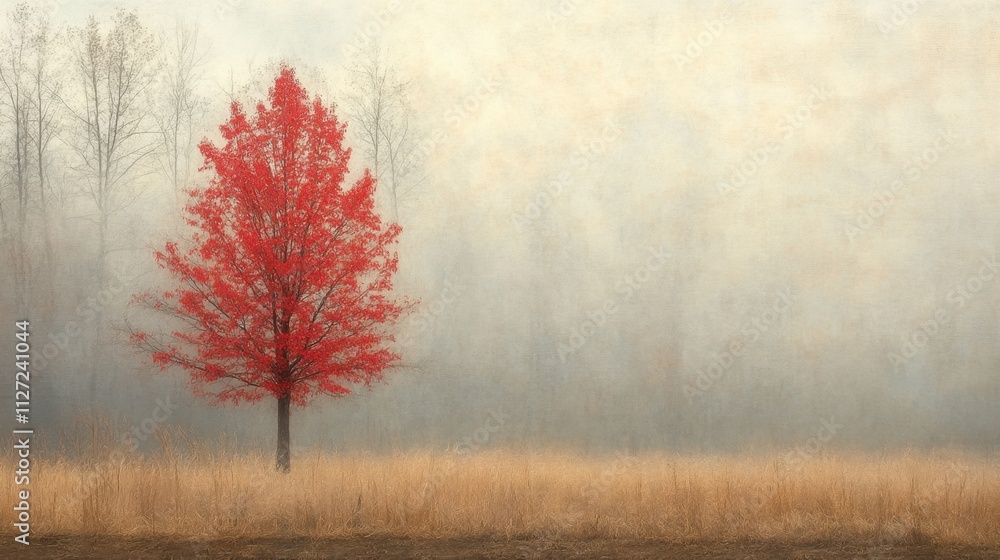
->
[2,0,999,455]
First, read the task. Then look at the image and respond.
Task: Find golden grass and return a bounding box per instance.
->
[6,439,1000,544]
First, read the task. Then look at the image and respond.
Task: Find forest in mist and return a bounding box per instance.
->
[1,0,999,457]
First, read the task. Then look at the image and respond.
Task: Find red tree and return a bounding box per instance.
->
[129,66,406,472]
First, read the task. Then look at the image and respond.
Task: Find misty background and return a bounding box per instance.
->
[1,0,999,456]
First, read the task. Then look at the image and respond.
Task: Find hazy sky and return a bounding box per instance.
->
[14,0,1000,453]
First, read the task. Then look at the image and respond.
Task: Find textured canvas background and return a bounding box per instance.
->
[3,0,998,454]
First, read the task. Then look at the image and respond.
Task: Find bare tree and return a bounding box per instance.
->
[28,8,61,271]
[61,9,159,290]
[155,19,206,206]
[0,4,38,316]
[346,42,419,222]
[56,10,159,409]
[0,2,65,326]
[221,56,331,107]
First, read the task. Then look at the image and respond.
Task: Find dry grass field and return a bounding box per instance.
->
[5,438,1000,549]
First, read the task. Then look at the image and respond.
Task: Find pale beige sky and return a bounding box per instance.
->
[35,0,1000,449]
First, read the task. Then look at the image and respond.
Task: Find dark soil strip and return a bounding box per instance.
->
[4,536,999,559]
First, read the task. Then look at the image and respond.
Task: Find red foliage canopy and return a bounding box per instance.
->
[130,66,405,406]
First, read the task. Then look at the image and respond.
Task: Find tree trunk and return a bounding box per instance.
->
[276,394,291,472]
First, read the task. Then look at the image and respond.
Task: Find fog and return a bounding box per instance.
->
[2,0,999,456]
